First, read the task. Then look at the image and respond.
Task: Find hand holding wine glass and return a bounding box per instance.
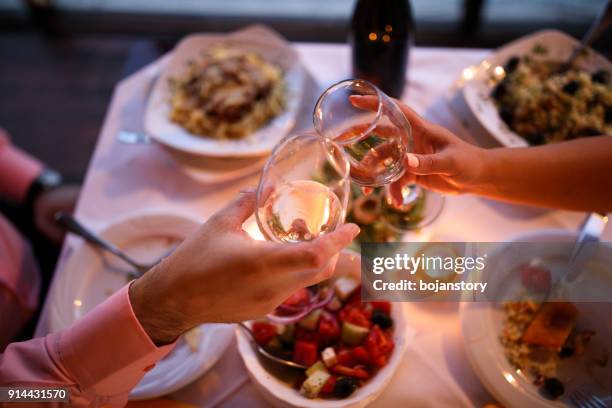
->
[314,79,446,231]
[255,132,354,322]
[348,94,487,203]
[130,189,359,345]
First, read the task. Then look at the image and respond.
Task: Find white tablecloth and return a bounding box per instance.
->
[35,43,612,407]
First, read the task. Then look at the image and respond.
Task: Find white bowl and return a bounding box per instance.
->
[236,250,409,408]
[461,29,612,148]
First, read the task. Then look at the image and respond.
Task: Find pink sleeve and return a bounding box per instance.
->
[0,284,174,407]
[0,130,44,203]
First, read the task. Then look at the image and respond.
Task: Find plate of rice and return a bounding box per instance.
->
[145,25,305,157]
[461,30,612,147]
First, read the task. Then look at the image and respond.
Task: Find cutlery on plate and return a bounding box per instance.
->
[116,71,158,145]
[538,212,607,302]
[117,130,151,145]
[559,0,612,73]
[238,322,307,370]
[55,212,173,277]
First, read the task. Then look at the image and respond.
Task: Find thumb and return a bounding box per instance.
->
[209,188,257,229]
[405,152,453,175]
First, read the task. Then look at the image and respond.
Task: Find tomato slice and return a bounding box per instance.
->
[365,325,394,362]
[330,364,370,379]
[295,326,319,347]
[294,341,318,367]
[346,286,362,306]
[321,375,336,395]
[318,313,340,345]
[281,288,311,308]
[251,322,277,346]
[336,348,357,367]
[350,346,371,365]
[340,307,371,328]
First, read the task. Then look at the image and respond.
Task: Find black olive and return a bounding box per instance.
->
[605,107,612,123]
[371,310,393,329]
[492,81,508,99]
[562,80,580,95]
[334,377,358,398]
[505,56,520,74]
[499,106,514,125]
[541,377,565,400]
[558,345,574,358]
[592,69,610,85]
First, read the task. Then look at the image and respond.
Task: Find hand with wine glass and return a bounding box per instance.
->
[350,95,612,213]
[347,94,486,201]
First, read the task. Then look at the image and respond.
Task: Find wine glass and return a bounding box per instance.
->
[255,132,351,323]
[313,79,444,232]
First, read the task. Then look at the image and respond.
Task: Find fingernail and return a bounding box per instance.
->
[346,223,360,236]
[407,154,419,168]
[239,187,256,194]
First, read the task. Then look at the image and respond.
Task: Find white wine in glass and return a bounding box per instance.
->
[260,179,344,243]
[255,132,351,323]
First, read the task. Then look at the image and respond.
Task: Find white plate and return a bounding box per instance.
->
[461,30,612,148]
[236,250,411,408]
[48,212,234,400]
[144,25,305,158]
[461,230,612,407]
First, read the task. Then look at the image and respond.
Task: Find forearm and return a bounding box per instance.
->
[472,136,612,212]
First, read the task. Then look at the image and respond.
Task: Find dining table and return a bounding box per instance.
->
[35,40,612,408]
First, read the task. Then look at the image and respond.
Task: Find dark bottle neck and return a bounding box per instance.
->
[352,0,414,34]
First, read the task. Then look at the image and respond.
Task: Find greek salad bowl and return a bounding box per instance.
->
[236,250,409,408]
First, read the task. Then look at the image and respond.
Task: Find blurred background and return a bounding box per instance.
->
[1,0,610,182]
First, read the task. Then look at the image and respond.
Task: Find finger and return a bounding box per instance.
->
[302,253,340,287]
[404,152,454,175]
[349,94,378,111]
[281,223,360,270]
[389,164,416,207]
[209,189,257,229]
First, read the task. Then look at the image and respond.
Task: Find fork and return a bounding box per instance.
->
[568,388,609,408]
[55,212,175,277]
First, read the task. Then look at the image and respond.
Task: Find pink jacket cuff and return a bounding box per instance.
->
[0,131,44,203]
[56,283,174,395]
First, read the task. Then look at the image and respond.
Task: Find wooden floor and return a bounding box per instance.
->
[0,33,136,182]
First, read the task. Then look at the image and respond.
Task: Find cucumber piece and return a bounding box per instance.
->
[298,309,322,331]
[278,323,295,343]
[342,321,370,346]
[305,360,327,377]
